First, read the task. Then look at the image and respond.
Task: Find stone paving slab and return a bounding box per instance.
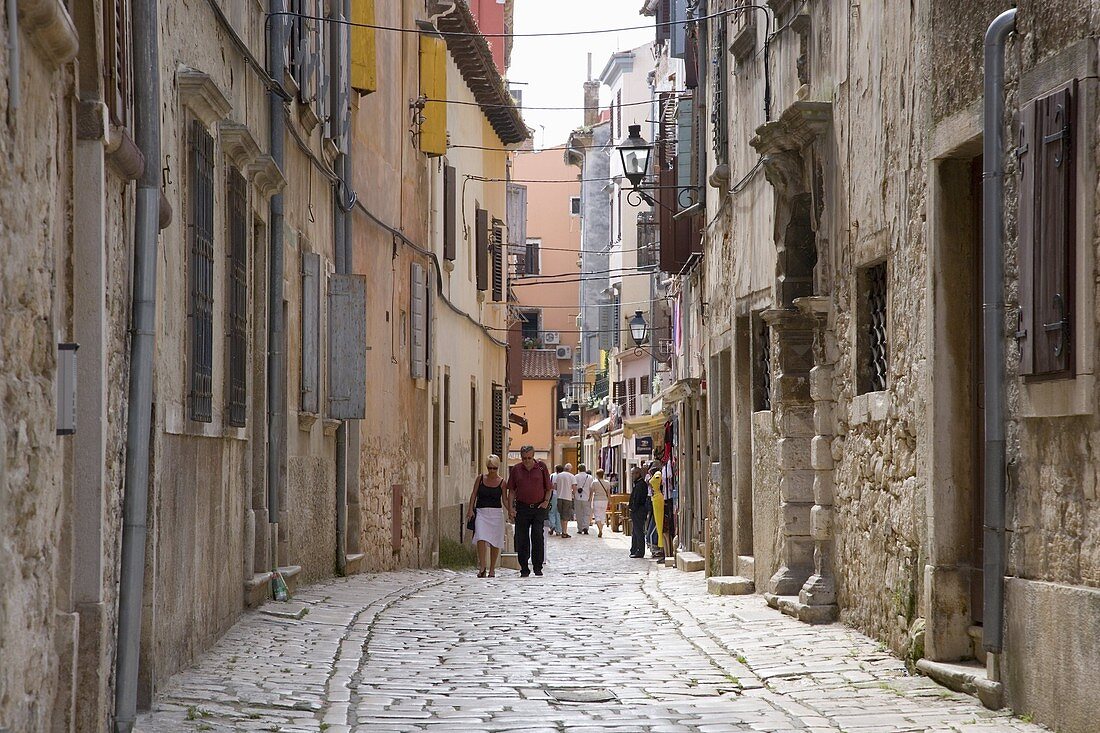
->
[136,531,1046,732]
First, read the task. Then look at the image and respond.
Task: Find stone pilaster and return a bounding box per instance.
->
[762,307,816,599]
[797,296,838,622]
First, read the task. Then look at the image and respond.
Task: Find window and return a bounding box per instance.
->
[226,166,248,427]
[519,310,540,343]
[523,238,541,275]
[637,212,658,268]
[857,261,888,394]
[1017,82,1076,379]
[570,196,581,215]
[189,119,215,423]
[616,89,622,138]
[492,218,505,302]
[492,384,505,457]
[753,316,771,411]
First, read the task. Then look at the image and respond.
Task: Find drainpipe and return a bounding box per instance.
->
[267,0,287,563]
[113,0,161,729]
[981,7,1016,656]
[332,0,351,575]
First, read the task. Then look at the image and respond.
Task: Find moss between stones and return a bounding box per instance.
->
[438,537,477,569]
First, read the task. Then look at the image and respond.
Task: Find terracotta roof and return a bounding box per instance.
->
[522,349,560,380]
[430,1,528,145]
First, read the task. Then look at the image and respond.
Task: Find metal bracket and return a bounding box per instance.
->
[1042,293,1070,357]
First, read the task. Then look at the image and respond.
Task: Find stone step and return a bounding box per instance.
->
[916,658,1002,710]
[708,576,755,595]
[498,552,521,570]
[675,551,705,572]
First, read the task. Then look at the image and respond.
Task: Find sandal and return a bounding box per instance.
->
[488,570,496,577]
[477,568,486,578]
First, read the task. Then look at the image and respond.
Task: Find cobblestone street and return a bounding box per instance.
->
[134,532,1042,733]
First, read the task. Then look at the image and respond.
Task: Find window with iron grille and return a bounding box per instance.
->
[711,8,729,164]
[492,218,505,301]
[226,166,248,427]
[637,212,658,268]
[753,317,771,411]
[524,238,540,275]
[189,119,215,423]
[492,384,505,458]
[570,196,581,215]
[857,261,889,394]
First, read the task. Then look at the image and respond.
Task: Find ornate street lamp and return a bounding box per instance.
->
[629,311,650,347]
[618,125,652,190]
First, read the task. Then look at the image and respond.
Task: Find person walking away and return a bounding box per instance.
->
[554,463,577,538]
[547,465,563,536]
[591,468,611,538]
[628,467,648,558]
[510,446,552,576]
[649,461,666,560]
[644,466,658,555]
[574,465,594,535]
[465,455,512,577]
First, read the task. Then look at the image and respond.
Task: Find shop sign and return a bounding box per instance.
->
[635,436,654,455]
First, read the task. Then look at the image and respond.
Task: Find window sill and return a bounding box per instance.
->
[1019,374,1095,418]
[849,390,889,426]
[298,412,319,432]
[19,0,78,67]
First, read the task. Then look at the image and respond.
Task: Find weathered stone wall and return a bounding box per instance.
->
[750,412,781,591]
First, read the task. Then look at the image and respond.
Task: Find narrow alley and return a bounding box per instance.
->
[135,534,1039,733]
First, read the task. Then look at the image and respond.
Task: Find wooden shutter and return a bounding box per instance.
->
[658,159,679,273]
[475,207,489,291]
[328,274,368,419]
[350,0,378,94]
[656,0,671,44]
[1018,82,1076,378]
[598,302,613,350]
[507,324,524,397]
[492,385,505,458]
[443,165,457,261]
[492,219,505,302]
[410,262,427,379]
[301,252,321,413]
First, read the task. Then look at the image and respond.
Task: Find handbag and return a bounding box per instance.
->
[466,510,476,532]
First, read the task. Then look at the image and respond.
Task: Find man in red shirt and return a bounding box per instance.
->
[509,445,552,577]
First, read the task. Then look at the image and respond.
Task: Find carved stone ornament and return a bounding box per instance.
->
[750,100,832,158]
[248,154,286,199]
[219,122,262,171]
[178,68,232,128]
[19,0,78,67]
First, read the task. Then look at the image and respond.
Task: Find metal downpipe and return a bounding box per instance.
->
[981,7,1016,655]
[113,0,162,728]
[267,0,287,551]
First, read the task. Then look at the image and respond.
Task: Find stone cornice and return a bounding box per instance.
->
[178,68,232,128]
[219,121,262,171]
[750,100,832,157]
[248,154,286,199]
[19,0,78,67]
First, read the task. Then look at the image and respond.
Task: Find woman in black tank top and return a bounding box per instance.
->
[466,455,512,577]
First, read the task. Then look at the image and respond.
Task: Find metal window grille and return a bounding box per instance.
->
[755,320,771,411]
[189,119,214,423]
[867,262,888,391]
[711,13,728,162]
[492,385,505,457]
[637,212,658,268]
[492,219,505,301]
[226,167,248,427]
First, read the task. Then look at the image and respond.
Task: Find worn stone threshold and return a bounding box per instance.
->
[916,658,1003,710]
[764,593,838,624]
[675,551,705,572]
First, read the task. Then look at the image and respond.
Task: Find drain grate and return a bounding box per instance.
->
[546,687,617,703]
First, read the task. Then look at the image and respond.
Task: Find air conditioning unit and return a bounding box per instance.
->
[555,345,573,361]
[543,331,560,345]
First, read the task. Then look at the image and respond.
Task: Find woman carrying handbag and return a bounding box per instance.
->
[465,455,512,577]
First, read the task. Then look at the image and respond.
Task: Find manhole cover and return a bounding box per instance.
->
[546,687,617,703]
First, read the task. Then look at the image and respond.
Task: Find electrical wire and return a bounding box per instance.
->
[425,96,670,112]
[511,272,657,287]
[267,6,756,39]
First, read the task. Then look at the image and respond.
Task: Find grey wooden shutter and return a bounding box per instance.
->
[677,97,694,192]
[425,265,433,380]
[598,302,613,350]
[1016,102,1036,376]
[328,274,367,419]
[476,207,489,291]
[670,0,687,59]
[301,251,321,413]
[492,385,505,457]
[443,166,457,260]
[410,262,426,379]
[507,183,527,254]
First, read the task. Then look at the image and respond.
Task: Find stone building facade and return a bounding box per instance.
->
[675,0,1100,729]
[1,1,521,730]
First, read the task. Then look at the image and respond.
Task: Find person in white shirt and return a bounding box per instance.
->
[553,463,577,538]
[590,468,612,538]
[573,465,595,535]
[547,466,562,535]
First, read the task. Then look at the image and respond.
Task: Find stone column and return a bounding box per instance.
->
[797,296,838,622]
[762,307,816,600]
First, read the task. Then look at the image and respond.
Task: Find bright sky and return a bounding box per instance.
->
[509,0,653,149]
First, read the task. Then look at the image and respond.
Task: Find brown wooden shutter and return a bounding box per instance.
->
[656,0,671,43]
[507,324,523,397]
[443,165,457,261]
[1016,102,1036,376]
[475,207,489,291]
[1035,83,1075,376]
[658,159,678,273]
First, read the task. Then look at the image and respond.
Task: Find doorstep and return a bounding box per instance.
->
[708,576,755,595]
[244,571,273,608]
[675,551,705,572]
[344,553,366,575]
[499,552,521,570]
[916,658,1003,710]
[764,593,838,624]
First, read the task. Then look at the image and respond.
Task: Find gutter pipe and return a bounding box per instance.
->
[267,0,287,555]
[113,0,161,728]
[981,7,1016,655]
[332,0,351,575]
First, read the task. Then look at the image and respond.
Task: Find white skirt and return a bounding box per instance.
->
[473,507,505,549]
[592,499,609,523]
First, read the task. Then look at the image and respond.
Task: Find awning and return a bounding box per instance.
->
[623,413,666,440]
[586,416,613,435]
[509,412,529,434]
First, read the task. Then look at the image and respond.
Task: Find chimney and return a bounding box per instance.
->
[583,52,599,127]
